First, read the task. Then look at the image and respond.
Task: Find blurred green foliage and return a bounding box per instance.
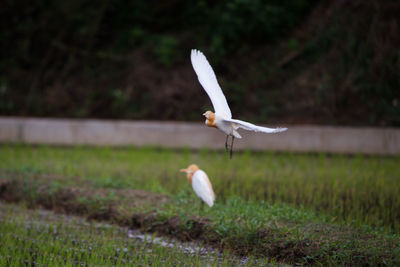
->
[0,0,399,125]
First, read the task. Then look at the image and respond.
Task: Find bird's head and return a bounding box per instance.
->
[202,110,215,120]
[180,164,199,184]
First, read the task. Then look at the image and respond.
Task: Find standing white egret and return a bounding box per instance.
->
[180,164,215,207]
[190,49,287,158]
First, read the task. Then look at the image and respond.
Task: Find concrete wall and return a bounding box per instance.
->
[0,117,399,155]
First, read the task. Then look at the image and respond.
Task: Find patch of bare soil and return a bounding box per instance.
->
[130,213,212,242]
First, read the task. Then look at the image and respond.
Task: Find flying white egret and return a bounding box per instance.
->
[180,164,215,207]
[190,49,288,158]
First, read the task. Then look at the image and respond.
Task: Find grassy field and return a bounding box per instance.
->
[0,202,271,266]
[1,144,399,265]
[2,144,399,230]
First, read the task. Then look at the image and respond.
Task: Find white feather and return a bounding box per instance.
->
[191,170,215,207]
[214,115,242,138]
[190,49,232,119]
[223,118,288,133]
[191,49,288,141]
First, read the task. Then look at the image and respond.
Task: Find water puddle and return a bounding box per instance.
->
[127,229,219,257]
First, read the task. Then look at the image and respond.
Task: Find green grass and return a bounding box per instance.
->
[0,144,399,265]
[1,144,399,231]
[0,202,273,266]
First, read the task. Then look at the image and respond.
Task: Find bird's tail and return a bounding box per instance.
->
[205,198,214,207]
[233,130,242,139]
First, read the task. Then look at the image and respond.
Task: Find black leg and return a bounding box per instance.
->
[225,135,229,151]
[230,136,235,159]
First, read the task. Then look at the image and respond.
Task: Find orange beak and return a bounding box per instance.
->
[180,168,188,173]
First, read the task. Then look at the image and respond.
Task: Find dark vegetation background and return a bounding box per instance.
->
[1,0,399,126]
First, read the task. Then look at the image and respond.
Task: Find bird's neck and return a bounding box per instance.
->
[206,120,217,128]
[205,113,217,128]
[186,173,193,184]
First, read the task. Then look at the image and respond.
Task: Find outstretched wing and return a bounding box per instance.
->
[224,118,288,133]
[190,49,232,119]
